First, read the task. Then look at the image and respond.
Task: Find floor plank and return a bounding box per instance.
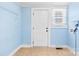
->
[13,47,74,56]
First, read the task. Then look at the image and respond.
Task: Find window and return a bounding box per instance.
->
[52,8,67,28]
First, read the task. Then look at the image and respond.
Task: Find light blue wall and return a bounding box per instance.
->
[68,3,79,51]
[77,27,79,51]
[21,7,31,45]
[0,3,22,56]
[51,28,68,46]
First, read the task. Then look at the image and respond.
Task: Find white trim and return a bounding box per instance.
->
[76,52,79,56]
[49,45,68,48]
[48,8,52,47]
[9,45,32,56]
[21,44,32,47]
[31,8,33,47]
[68,46,79,56]
[9,45,22,56]
[67,46,75,55]
[20,2,68,8]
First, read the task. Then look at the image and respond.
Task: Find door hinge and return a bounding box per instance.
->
[32,41,34,44]
[33,26,35,30]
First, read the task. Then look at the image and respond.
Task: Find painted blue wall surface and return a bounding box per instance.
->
[68,3,79,51]
[0,3,22,55]
[51,28,68,46]
[21,7,31,45]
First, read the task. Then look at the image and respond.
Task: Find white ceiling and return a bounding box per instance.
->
[19,2,69,8]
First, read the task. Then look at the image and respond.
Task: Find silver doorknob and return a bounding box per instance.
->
[46,28,48,32]
[46,28,48,29]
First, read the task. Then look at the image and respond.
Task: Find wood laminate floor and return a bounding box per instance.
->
[13,47,74,56]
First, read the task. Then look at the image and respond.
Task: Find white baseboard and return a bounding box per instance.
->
[67,46,79,56]
[67,46,75,55]
[21,44,32,47]
[9,45,32,56]
[9,45,22,56]
[49,45,68,48]
[76,52,79,56]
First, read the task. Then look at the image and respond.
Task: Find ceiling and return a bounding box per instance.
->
[18,2,69,8]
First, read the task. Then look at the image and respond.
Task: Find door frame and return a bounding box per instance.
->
[31,8,51,47]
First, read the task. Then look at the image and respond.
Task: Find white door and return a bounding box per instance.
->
[32,8,49,47]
